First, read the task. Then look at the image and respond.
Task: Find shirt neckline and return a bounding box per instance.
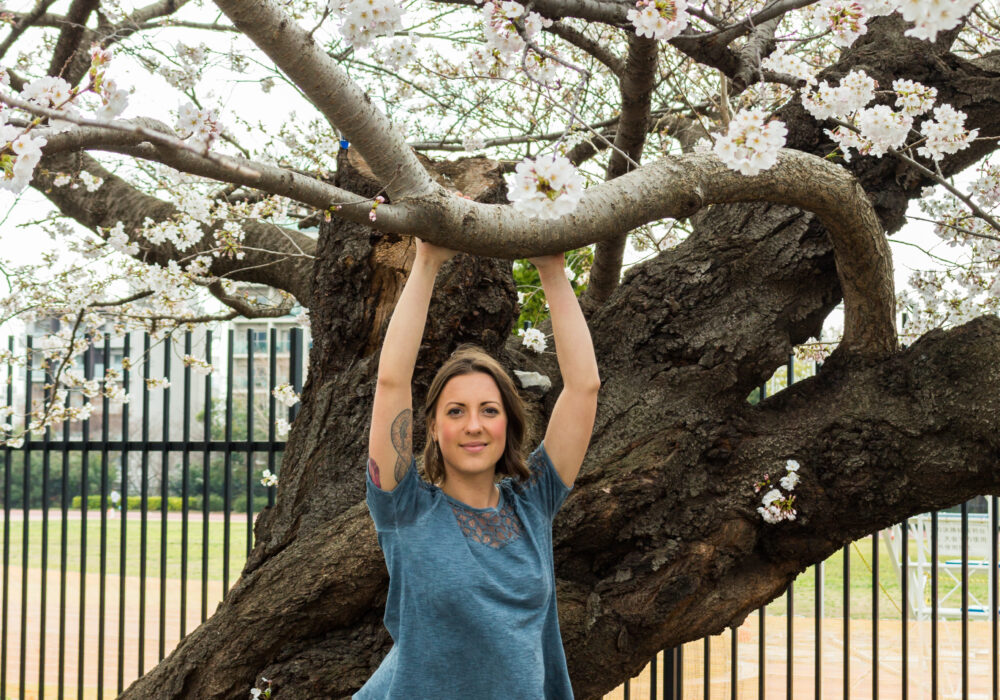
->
[436,483,505,512]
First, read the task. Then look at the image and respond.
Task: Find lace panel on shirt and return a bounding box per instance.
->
[450,500,524,549]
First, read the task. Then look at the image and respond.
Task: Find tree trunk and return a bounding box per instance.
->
[119,19,1000,700]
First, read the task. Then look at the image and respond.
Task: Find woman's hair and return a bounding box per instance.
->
[423,344,531,485]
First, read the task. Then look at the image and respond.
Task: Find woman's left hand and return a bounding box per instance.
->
[527,252,565,271]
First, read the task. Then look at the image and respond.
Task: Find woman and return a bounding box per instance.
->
[356,238,600,699]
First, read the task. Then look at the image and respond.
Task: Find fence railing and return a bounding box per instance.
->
[0,328,305,699]
[0,335,995,699]
[607,356,999,700]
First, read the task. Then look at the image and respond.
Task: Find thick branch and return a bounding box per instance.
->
[206,280,297,318]
[47,0,100,78]
[34,150,317,307]
[39,119,371,224]
[582,34,658,313]
[211,0,437,199]
[372,151,894,359]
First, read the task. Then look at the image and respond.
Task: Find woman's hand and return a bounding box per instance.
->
[527,252,565,273]
[415,237,460,267]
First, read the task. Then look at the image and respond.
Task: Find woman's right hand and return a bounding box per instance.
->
[416,237,461,266]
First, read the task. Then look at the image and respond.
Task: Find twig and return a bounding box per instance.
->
[0,91,262,179]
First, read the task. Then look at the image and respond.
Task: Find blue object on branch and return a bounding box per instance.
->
[339,139,350,149]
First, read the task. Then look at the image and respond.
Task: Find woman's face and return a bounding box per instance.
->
[431,372,507,481]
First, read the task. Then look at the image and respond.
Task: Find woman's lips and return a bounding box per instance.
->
[462,443,486,452]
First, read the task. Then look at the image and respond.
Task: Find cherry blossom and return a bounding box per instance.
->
[508,154,584,219]
[627,0,688,41]
[917,103,979,161]
[517,327,547,353]
[331,0,405,48]
[712,108,787,176]
[273,384,301,408]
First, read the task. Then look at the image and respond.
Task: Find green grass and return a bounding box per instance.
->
[0,515,251,582]
[764,535,992,620]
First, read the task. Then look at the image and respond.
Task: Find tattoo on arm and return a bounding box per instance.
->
[368,457,381,488]
[391,409,413,484]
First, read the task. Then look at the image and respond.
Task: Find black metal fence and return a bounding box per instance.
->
[0,327,305,699]
[0,333,996,699]
[611,356,999,700]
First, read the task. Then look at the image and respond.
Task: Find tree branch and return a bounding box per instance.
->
[582,34,658,313]
[34,150,317,307]
[545,20,625,75]
[211,0,437,200]
[47,0,100,78]
[0,0,60,62]
[37,117,372,223]
[205,280,297,318]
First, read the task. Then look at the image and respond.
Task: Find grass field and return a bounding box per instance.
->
[764,533,992,620]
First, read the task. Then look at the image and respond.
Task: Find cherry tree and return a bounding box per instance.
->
[1,0,1000,697]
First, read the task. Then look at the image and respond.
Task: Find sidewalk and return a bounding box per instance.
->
[0,563,229,700]
[605,613,997,700]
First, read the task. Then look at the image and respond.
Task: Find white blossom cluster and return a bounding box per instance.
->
[468,45,514,80]
[272,383,300,408]
[507,154,584,219]
[756,460,800,524]
[182,355,215,376]
[800,71,976,162]
[0,125,46,193]
[627,0,689,41]
[481,1,551,57]
[517,327,547,353]
[806,0,875,47]
[176,102,221,149]
[275,417,291,439]
[806,0,976,45]
[375,35,418,71]
[897,164,1000,336]
[800,69,876,121]
[260,469,279,487]
[918,104,978,161]
[893,78,937,115]
[330,0,405,48]
[760,51,816,82]
[898,0,979,40]
[462,132,487,152]
[712,108,788,176]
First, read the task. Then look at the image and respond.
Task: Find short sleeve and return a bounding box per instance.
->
[521,441,573,521]
[365,455,422,531]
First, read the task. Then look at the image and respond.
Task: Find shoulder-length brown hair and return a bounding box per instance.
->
[423,344,531,485]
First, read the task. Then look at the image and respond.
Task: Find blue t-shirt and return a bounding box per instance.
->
[354,441,575,699]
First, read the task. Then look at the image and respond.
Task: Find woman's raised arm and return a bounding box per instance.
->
[530,253,601,489]
[368,239,457,492]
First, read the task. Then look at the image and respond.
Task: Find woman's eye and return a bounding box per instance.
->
[447,408,461,416]
[486,408,499,415]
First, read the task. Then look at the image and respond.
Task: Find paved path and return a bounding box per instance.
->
[0,564,230,699]
[606,614,997,700]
